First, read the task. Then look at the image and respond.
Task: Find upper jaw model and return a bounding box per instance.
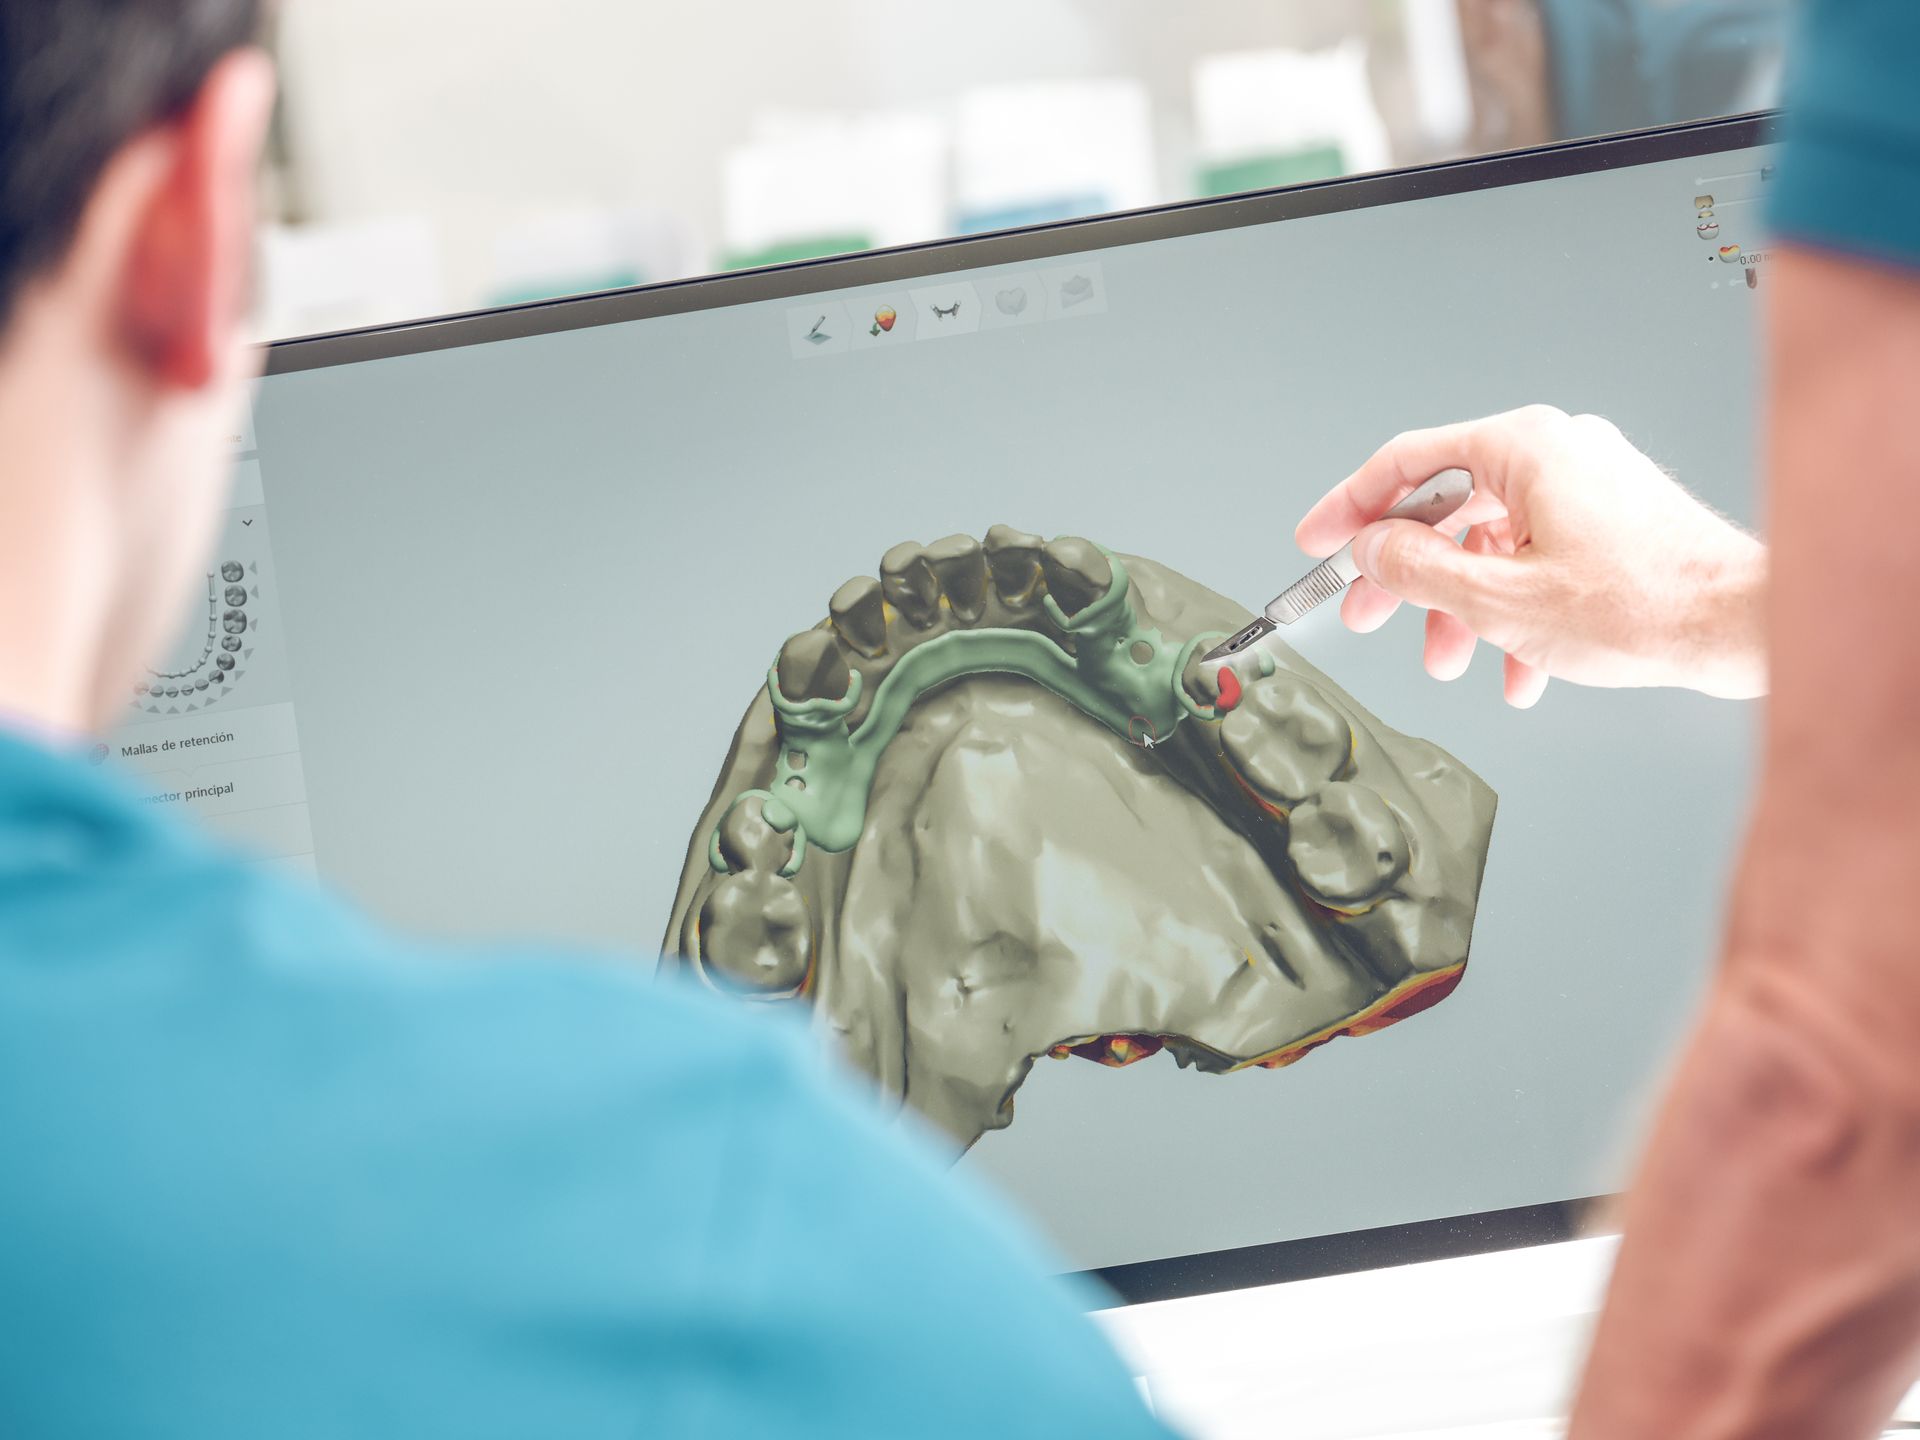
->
[663,527,1498,1151]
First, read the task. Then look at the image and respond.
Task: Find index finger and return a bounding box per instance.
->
[1295,417,1507,558]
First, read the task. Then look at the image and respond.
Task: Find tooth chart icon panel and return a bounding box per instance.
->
[664,529,1497,1150]
[108,450,320,875]
[134,525,272,715]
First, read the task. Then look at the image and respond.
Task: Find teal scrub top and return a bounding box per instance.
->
[0,730,1169,1437]
[1771,0,1920,267]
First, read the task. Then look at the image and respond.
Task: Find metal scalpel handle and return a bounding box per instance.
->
[1265,468,1475,624]
[1201,469,1475,664]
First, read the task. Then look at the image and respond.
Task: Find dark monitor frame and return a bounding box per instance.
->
[260,111,1776,1305]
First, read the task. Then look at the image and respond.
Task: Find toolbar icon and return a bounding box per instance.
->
[1695,192,1719,241]
[847,291,913,351]
[786,302,852,359]
[906,282,981,340]
[980,271,1047,332]
[1043,261,1107,319]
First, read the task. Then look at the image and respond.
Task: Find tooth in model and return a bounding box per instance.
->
[880,541,942,629]
[714,792,795,873]
[696,871,812,994]
[983,525,1044,605]
[776,628,852,702]
[1220,673,1351,808]
[925,533,988,624]
[1285,782,1411,911]
[1180,646,1223,707]
[829,576,888,658]
[1040,536,1112,617]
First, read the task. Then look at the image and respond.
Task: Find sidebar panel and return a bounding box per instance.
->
[107,397,319,876]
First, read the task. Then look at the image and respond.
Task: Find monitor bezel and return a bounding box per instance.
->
[265,111,1773,376]
[260,111,1774,1305]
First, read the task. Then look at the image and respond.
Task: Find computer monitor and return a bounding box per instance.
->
[114,114,1777,1304]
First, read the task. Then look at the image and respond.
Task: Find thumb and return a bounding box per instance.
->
[1351,519,1517,633]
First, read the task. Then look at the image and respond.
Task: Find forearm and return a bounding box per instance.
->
[1570,247,1920,1437]
[1671,531,1767,699]
[1569,922,1920,1438]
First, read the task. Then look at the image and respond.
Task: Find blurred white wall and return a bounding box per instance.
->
[264,0,1783,333]
[271,0,1411,319]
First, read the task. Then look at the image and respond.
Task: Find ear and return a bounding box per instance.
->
[119,49,276,389]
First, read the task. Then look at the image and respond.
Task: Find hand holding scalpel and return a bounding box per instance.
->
[1201,469,1475,665]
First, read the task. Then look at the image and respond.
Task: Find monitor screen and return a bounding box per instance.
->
[111,117,1776,1299]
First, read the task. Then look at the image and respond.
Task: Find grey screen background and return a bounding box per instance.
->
[252,143,1769,1274]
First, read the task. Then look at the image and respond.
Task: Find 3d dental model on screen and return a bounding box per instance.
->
[662,528,1497,1149]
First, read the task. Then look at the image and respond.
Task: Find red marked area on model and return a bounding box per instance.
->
[1214,665,1242,712]
[1252,962,1466,1069]
[1040,964,1466,1078]
[1050,1034,1166,1067]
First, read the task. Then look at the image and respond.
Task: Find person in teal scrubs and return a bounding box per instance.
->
[0,5,1166,1435]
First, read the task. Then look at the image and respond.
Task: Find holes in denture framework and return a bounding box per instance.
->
[788,750,807,770]
[1129,640,1154,665]
[785,776,806,791]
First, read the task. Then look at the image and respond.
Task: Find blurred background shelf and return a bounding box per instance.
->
[254,0,1791,339]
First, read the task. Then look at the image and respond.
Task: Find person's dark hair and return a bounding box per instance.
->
[0,0,264,329]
